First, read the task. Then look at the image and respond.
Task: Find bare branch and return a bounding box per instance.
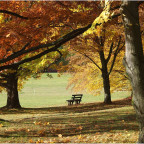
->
[83,53,102,71]
[0,82,7,88]
[0,10,40,20]
[138,1,144,7]
[106,42,113,63]
[0,10,29,19]
[108,36,121,75]
[114,70,129,79]
[71,48,102,71]
[0,73,8,78]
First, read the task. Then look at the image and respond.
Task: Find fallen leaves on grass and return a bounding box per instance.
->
[0,123,4,127]
[58,134,63,138]
[34,121,50,126]
[38,129,46,136]
[28,131,138,143]
[76,125,83,131]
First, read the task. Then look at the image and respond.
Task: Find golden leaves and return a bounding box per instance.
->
[58,134,63,138]
[33,121,50,126]
[0,123,4,127]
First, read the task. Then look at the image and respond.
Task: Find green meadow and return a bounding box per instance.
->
[0,73,130,108]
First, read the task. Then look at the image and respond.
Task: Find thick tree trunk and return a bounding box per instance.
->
[99,51,112,104]
[122,1,144,142]
[102,71,111,104]
[6,71,21,109]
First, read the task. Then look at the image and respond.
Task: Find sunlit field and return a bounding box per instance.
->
[0,73,130,108]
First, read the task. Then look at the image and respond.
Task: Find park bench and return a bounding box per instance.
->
[66,94,83,105]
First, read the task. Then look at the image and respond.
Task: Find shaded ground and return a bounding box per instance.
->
[0,97,139,143]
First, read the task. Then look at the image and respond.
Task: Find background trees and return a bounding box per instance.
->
[65,33,128,104]
[62,3,129,104]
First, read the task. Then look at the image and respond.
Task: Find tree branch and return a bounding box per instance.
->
[0,24,92,65]
[0,10,29,19]
[0,8,121,71]
[114,70,129,79]
[46,49,63,70]
[0,10,40,20]
[106,42,113,63]
[108,36,121,75]
[0,73,8,78]
[0,82,7,88]
[83,53,102,71]
[72,48,102,71]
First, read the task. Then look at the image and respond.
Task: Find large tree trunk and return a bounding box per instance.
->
[121,1,144,142]
[6,71,21,109]
[99,51,112,104]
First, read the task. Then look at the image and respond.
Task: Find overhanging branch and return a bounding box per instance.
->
[0,24,91,65]
[0,8,121,71]
[0,10,29,19]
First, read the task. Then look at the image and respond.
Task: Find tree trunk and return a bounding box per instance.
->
[99,51,112,104]
[121,1,144,142]
[6,71,21,109]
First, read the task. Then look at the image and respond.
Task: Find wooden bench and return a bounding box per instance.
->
[66,94,83,105]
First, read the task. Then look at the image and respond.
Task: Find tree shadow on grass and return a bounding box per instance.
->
[0,97,138,141]
[1,111,138,139]
[0,97,132,114]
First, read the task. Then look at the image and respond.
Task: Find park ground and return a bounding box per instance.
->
[0,73,138,143]
[0,97,138,143]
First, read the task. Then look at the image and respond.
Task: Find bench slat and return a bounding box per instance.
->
[72,94,83,96]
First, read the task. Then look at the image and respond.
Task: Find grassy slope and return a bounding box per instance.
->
[0,73,130,108]
[0,98,138,143]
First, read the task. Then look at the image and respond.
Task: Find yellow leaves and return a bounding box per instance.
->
[36,138,44,143]
[78,134,82,139]
[33,121,42,125]
[84,0,111,37]
[44,122,50,126]
[38,129,46,136]
[0,14,4,24]
[0,123,4,127]
[29,139,34,143]
[58,134,63,138]
[6,33,11,38]
[41,38,47,44]
[33,121,50,126]
[77,125,83,131]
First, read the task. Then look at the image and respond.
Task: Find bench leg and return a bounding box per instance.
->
[75,101,81,104]
[68,101,74,106]
[75,101,79,104]
[70,101,73,105]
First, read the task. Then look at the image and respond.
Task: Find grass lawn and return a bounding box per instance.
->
[0,73,130,108]
[0,98,138,143]
[0,73,138,143]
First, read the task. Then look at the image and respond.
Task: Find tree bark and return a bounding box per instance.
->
[99,51,112,104]
[5,71,21,109]
[121,1,144,142]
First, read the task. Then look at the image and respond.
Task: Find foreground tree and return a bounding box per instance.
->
[121,1,144,142]
[0,1,102,108]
